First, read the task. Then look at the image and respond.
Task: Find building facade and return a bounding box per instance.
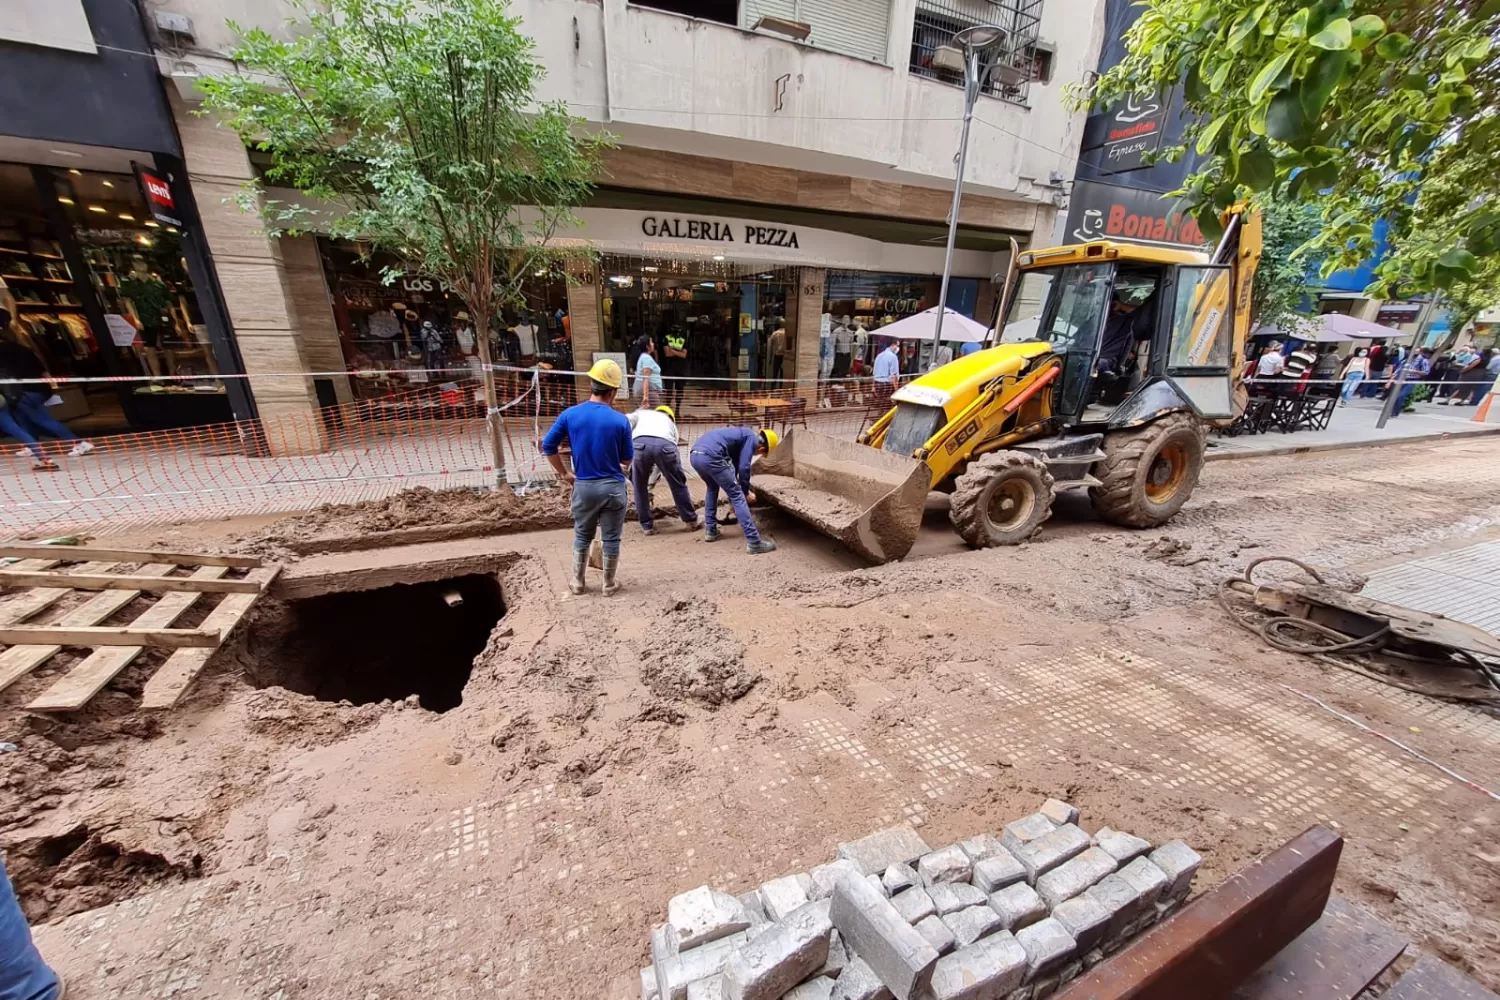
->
[5,0,1106,451]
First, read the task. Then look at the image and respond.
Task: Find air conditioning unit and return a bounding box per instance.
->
[990,60,1028,87]
[931,45,964,72]
[154,10,197,44]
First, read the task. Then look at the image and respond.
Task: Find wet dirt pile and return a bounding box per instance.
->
[635,598,760,707]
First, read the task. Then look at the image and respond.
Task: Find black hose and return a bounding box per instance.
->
[1218,556,1392,655]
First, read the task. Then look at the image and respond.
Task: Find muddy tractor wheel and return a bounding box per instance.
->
[949,450,1054,548]
[1089,412,1206,528]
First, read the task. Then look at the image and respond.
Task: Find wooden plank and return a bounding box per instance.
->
[0,626,220,648]
[0,571,263,595]
[27,566,229,712]
[0,544,260,568]
[0,560,114,626]
[1056,825,1343,1000]
[0,563,172,693]
[1232,898,1407,999]
[142,566,280,710]
[1384,956,1500,1000]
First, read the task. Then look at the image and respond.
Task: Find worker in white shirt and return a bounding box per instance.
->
[627,405,698,535]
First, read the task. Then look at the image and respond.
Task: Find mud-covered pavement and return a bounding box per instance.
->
[5,437,1500,998]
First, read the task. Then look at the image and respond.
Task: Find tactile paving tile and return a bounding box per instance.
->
[1362,538,1500,636]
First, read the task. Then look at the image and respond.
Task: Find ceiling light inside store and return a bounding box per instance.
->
[137,236,152,246]
[68,169,81,176]
[102,180,114,188]
[56,197,74,205]
[118,213,135,221]
[87,205,107,213]
[760,273,773,279]
[49,149,83,158]
[699,281,716,288]
[712,255,725,261]
[642,266,658,272]
[165,226,178,233]
[144,220,159,228]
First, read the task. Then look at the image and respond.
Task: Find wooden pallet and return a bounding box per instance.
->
[0,545,279,712]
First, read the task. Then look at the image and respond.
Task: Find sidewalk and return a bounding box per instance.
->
[1206,397,1500,460]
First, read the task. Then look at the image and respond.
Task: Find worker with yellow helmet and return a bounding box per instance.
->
[542,358,634,595]
[627,404,699,535]
[687,426,781,554]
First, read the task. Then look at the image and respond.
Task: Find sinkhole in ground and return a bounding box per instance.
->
[254,574,504,712]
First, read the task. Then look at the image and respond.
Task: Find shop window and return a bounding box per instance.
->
[822,270,944,377]
[631,0,738,26]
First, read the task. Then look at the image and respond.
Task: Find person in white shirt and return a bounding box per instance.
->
[627,405,698,535]
[513,313,539,361]
[1339,348,1370,404]
[1255,342,1286,378]
[833,319,853,378]
[930,342,954,370]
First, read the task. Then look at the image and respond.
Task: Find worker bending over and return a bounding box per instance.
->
[629,404,698,534]
[542,359,633,595]
[688,427,779,555]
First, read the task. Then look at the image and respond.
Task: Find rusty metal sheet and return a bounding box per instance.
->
[1056,825,1343,1000]
[1231,897,1407,999]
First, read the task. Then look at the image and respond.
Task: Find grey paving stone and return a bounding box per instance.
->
[1115,857,1169,910]
[761,874,812,921]
[926,931,1028,1000]
[811,860,864,901]
[987,882,1047,932]
[837,826,933,876]
[812,930,848,980]
[1059,959,1083,984]
[881,862,918,896]
[830,956,893,1000]
[865,873,888,898]
[999,813,1057,856]
[641,966,660,1000]
[652,923,678,1000]
[1014,918,1076,982]
[971,850,1027,893]
[656,933,751,1000]
[1081,948,1104,970]
[1031,973,1060,998]
[829,872,940,1000]
[890,887,936,924]
[686,976,722,1000]
[1092,828,1152,865]
[1084,873,1147,938]
[917,845,973,886]
[784,977,834,1000]
[737,890,768,922]
[670,886,753,949]
[942,905,1005,948]
[1038,799,1079,826]
[914,915,957,955]
[722,900,832,1000]
[1013,824,1090,884]
[1050,895,1110,953]
[1148,841,1202,901]
[958,833,1007,863]
[927,881,987,916]
[1034,847,1118,909]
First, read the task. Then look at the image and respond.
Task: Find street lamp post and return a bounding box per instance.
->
[931,23,1007,363]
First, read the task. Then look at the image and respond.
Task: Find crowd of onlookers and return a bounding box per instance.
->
[1249,338,1499,415]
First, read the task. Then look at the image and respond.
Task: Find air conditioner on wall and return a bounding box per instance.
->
[931,45,965,72]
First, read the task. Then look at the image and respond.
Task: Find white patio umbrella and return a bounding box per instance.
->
[875,306,990,343]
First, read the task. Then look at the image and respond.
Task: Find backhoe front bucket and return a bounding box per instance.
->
[755,429,931,563]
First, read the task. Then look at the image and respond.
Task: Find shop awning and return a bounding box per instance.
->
[1253,312,1408,343]
[876,306,990,343]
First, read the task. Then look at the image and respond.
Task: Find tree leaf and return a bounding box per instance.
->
[1349,14,1384,50]
[1210,60,1232,94]
[1309,17,1352,50]
[1266,89,1310,145]
[1278,8,1310,40]
[1195,116,1228,155]
[1438,248,1479,272]
[1237,145,1276,190]
[1249,49,1297,102]
[1375,33,1412,60]
[1300,49,1350,118]
[1228,8,1262,50]
[1185,62,1207,102]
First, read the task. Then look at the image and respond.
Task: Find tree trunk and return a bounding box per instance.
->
[468,303,507,484]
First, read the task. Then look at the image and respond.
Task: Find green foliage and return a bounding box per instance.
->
[1252,197,1324,334]
[199,0,610,333]
[1087,1,1500,297]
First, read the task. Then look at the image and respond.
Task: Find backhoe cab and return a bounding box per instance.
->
[757,207,1260,562]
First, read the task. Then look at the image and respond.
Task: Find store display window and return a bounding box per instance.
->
[821,271,979,376]
[0,163,227,431]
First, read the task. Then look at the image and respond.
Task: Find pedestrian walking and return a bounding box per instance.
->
[542,358,634,596]
[1,856,64,999]
[629,404,698,535]
[929,341,954,371]
[1467,348,1500,405]
[767,322,788,385]
[872,339,902,407]
[1388,347,1432,417]
[1438,344,1484,404]
[688,426,780,555]
[1339,348,1370,404]
[0,310,93,471]
[634,337,663,406]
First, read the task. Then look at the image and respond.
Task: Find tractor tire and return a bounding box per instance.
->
[1089,412,1206,528]
[949,450,1054,548]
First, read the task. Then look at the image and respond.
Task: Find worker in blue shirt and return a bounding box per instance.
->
[542,359,634,595]
[688,427,780,554]
[0,856,62,1000]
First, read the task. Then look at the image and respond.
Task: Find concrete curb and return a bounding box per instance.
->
[1204,424,1500,463]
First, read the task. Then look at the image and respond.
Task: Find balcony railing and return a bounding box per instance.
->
[909,0,1044,106]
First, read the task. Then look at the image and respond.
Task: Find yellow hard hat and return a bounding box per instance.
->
[759,428,780,452]
[655,404,676,421]
[587,358,623,388]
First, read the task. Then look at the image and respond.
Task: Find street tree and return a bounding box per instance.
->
[1090,1,1500,299]
[200,0,609,476]
[1253,197,1325,336]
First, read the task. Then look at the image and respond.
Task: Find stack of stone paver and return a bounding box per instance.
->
[638,799,1201,1000]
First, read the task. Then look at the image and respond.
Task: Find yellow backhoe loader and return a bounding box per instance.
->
[758,206,1261,562]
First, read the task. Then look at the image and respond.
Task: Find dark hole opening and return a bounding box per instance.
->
[257,574,503,712]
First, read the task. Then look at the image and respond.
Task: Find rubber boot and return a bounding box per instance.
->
[569,548,587,595]
[602,553,621,596]
[747,539,777,555]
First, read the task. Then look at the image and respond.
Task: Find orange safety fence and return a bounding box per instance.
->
[0,368,910,537]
